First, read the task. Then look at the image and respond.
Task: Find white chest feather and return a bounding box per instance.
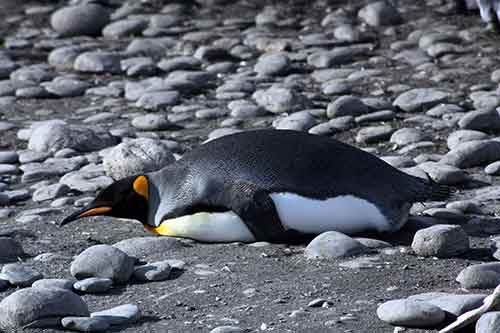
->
[158,193,391,242]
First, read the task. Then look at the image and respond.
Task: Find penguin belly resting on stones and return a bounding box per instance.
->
[61,129,450,243]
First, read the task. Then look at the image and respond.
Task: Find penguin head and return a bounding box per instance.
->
[60,175,149,226]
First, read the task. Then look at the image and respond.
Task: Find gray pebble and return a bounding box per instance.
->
[358,1,402,27]
[74,52,121,74]
[102,19,147,39]
[305,231,369,259]
[50,4,110,37]
[0,151,18,163]
[133,261,172,282]
[327,95,371,118]
[476,312,500,333]
[136,91,180,110]
[356,125,394,144]
[131,114,174,131]
[459,109,500,131]
[0,263,43,287]
[91,304,140,326]
[61,316,110,332]
[408,292,486,317]
[70,245,135,284]
[272,111,316,131]
[32,183,70,202]
[32,278,74,291]
[411,225,469,258]
[253,86,304,114]
[390,128,425,146]
[447,130,488,150]
[103,138,174,180]
[441,140,500,169]
[74,277,113,293]
[485,161,500,175]
[0,288,89,331]
[377,299,445,327]
[254,53,290,76]
[417,162,469,185]
[393,88,449,112]
[456,263,500,289]
[210,326,244,333]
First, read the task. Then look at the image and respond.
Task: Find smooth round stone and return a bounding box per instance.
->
[476,312,500,333]
[408,292,486,317]
[90,304,140,325]
[228,100,265,119]
[74,52,121,74]
[412,225,469,258]
[253,86,304,114]
[103,138,174,180]
[113,237,182,260]
[447,130,488,150]
[133,261,172,282]
[272,111,316,131]
[254,53,290,76]
[0,237,25,260]
[210,326,245,333]
[459,109,500,131]
[417,162,469,185]
[48,46,85,68]
[0,151,18,163]
[355,125,394,144]
[354,238,392,249]
[50,4,110,37]
[32,278,74,291]
[485,161,500,175]
[32,183,70,202]
[305,231,369,259]
[44,78,90,97]
[102,19,147,38]
[0,263,42,287]
[393,88,449,112]
[457,263,500,289]
[135,91,180,110]
[74,277,113,293]
[441,140,500,169]
[358,1,401,27]
[28,122,117,153]
[62,316,110,332]
[327,95,371,118]
[322,80,352,95]
[131,114,174,131]
[0,164,18,175]
[0,288,89,331]
[390,128,425,146]
[70,245,135,284]
[377,299,445,327]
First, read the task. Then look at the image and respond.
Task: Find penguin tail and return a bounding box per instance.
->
[408,178,454,203]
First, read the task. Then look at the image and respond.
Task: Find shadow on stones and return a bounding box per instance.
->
[105,315,162,332]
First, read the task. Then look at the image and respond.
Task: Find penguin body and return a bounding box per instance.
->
[62,129,449,242]
[142,130,447,242]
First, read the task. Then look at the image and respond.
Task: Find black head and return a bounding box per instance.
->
[60,175,149,226]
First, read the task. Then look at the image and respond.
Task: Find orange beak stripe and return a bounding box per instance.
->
[78,207,112,218]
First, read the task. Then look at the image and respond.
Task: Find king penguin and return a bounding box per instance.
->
[60,129,450,243]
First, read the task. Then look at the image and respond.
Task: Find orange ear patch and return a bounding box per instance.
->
[133,175,149,200]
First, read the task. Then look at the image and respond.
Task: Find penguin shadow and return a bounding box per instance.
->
[103,315,162,332]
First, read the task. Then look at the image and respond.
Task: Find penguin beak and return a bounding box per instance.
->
[59,205,112,226]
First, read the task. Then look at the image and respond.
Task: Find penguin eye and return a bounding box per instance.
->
[133,175,149,200]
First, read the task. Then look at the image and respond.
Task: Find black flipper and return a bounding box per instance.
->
[221,181,290,241]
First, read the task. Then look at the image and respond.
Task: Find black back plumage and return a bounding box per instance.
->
[175,129,449,204]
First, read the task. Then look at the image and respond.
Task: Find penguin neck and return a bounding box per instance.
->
[147,164,188,228]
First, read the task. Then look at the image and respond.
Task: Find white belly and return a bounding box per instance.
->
[159,192,392,242]
[270,192,391,234]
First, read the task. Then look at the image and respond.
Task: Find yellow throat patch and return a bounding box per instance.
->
[133,175,149,200]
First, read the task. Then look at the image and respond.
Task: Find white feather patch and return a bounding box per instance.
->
[270,192,390,234]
